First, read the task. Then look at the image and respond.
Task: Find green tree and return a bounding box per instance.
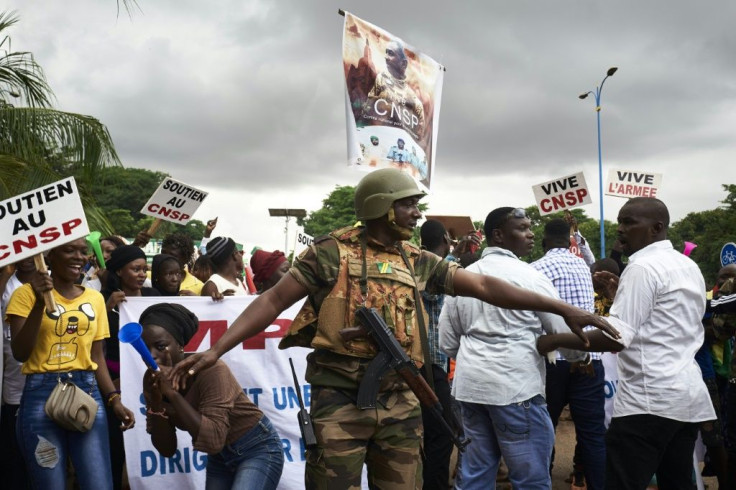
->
[577,219,618,260]
[720,184,736,210]
[670,206,736,287]
[88,166,206,240]
[93,167,168,222]
[0,11,121,233]
[302,185,357,237]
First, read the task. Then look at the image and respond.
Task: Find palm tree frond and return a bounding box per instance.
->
[0,11,53,108]
[117,0,143,19]
[0,106,122,185]
[80,195,115,236]
[0,154,58,199]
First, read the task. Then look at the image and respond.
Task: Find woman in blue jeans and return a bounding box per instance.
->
[140,303,284,489]
[7,238,136,489]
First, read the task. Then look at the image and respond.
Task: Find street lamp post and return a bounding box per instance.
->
[579,66,617,259]
[268,208,307,256]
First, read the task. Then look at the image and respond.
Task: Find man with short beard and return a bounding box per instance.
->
[539,197,715,489]
[439,207,588,490]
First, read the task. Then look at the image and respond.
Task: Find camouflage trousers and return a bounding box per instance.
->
[305,386,423,490]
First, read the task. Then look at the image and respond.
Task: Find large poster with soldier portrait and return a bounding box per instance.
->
[342,11,444,190]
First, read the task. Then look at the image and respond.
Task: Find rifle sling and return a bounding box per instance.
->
[396,245,435,392]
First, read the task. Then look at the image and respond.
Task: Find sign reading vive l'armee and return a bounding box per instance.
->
[605,169,662,199]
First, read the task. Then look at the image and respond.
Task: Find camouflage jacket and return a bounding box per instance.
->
[280,226,458,389]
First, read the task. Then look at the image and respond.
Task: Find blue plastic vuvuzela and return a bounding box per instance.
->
[119,322,159,371]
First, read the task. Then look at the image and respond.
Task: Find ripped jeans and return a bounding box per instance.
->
[16,371,112,490]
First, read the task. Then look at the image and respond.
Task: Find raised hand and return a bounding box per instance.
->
[106,290,126,312]
[204,217,218,238]
[593,271,619,300]
[132,230,153,248]
[454,232,483,255]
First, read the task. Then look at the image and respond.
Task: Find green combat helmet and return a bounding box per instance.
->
[354,168,426,221]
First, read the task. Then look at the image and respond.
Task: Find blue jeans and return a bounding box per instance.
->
[545,359,606,490]
[457,395,554,490]
[16,371,112,490]
[205,415,284,490]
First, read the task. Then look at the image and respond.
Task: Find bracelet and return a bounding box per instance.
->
[107,393,121,407]
[106,390,122,407]
[146,407,169,419]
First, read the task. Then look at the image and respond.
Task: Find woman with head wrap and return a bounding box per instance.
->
[6,238,135,489]
[250,249,289,293]
[151,254,183,296]
[102,245,159,488]
[140,303,283,489]
[102,245,160,378]
[201,236,248,299]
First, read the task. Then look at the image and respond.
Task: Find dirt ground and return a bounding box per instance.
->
[550,413,718,490]
[449,408,719,489]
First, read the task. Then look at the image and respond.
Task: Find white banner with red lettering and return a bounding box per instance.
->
[532,172,592,216]
[0,177,89,268]
[120,296,310,489]
[140,178,208,225]
[605,169,662,199]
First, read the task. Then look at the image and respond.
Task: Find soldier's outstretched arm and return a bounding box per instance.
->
[451,268,620,344]
[170,274,309,389]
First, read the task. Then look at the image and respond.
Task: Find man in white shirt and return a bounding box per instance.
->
[438,207,586,490]
[538,197,715,489]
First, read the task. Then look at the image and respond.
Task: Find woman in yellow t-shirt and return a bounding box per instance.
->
[7,238,135,490]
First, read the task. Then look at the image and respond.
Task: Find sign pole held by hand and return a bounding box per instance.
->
[32,254,57,313]
[146,218,163,237]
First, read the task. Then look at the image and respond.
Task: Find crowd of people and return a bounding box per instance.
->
[0,216,293,489]
[1,167,735,489]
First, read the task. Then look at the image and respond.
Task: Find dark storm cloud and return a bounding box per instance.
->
[7,0,735,227]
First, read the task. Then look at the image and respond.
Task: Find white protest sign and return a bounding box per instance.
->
[0,177,89,268]
[602,352,619,428]
[140,178,208,225]
[293,227,314,258]
[120,296,312,490]
[605,169,662,199]
[532,171,592,216]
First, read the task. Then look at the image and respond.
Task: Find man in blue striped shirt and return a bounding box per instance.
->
[532,218,605,490]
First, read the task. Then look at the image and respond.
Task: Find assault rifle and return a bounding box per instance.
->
[340,307,470,451]
[288,358,317,449]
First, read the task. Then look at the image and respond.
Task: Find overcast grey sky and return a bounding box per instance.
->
[6,0,734,252]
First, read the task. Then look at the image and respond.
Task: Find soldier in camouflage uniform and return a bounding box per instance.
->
[172,168,617,489]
